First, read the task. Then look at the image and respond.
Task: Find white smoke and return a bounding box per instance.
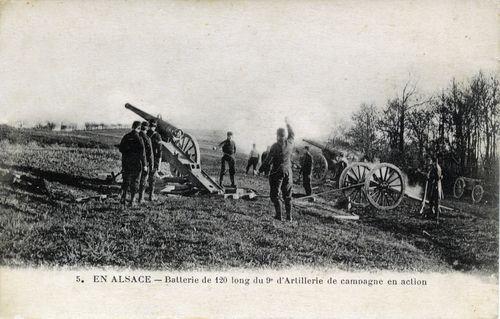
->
[401,171,424,198]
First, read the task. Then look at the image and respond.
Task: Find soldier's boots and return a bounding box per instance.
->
[219,176,224,187]
[230,175,236,188]
[273,201,282,220]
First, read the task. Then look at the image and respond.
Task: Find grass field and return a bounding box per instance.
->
[0,127,498,273]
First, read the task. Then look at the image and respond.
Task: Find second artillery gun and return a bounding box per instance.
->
[125,103,224,195]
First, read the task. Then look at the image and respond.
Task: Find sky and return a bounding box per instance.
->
[0,0,497,152]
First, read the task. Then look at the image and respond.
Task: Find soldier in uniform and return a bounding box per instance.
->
[300,146,313,196]
[246,143,260,175]
[426,155,443,221]
[119,121,147,207]
[147,119,162,201]
[217,131,237,187]
[262,118,295,221]
[138,121,154,203]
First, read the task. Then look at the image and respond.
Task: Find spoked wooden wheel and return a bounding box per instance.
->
[453,177,465,199]
[312,154,328,182]
[471,184,484,204]
[364,163,405,210]
[173,133,200,164]
[338,162,371,205]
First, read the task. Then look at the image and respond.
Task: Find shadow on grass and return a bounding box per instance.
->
[4,164,118,194]
[359,201,498,272]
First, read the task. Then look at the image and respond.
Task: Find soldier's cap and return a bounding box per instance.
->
[304,146,309,150]
[141,121,149,128]
[227,131,233,136]
[149,119,158,127]
[276,127,286,137]
[132,121,141,129]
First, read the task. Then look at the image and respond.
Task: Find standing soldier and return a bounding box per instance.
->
[426,155,443,221]
[246,143,260,175]
[138,121,154,203]
[262,118,295,221]
[119,121,147,207]
[147,119,162,201]
[300,146,313,196]
[216,131,237,188]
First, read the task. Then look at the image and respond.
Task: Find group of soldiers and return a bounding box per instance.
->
[215,121,443,222]
[216,118,314,221]
[118,117,443,223]
[119,120,162,206]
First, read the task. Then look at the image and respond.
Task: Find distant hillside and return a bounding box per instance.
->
[0,125,121,149]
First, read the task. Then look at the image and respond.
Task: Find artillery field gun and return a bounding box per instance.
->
[291,138,407,210]
[124,103,444,211]
[125,103,224,195]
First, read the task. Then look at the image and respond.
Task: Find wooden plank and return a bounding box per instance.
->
[294,201,359,220]
[404,193,454,211]
[292,183,365,202]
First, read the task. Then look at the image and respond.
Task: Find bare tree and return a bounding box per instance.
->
[346,103,379,161]
[407,107,434,164]
[378,78,430,164]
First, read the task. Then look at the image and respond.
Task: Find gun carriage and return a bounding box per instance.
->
[124,103,224,195]
[294,139,406,210]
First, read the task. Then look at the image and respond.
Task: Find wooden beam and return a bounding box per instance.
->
[404,193,454,211]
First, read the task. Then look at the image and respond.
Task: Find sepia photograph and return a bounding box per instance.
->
[0,0,498,318]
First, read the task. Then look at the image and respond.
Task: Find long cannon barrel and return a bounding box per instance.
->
[124,102,221,193]
[303,139,326,150]
[303,138,343,159]
[125,103,182,140]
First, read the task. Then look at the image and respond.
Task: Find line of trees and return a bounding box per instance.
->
[84,122,125,130]
[341,71,499,187]
[29,122,126,131]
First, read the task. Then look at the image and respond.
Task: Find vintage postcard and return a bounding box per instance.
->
[0,0,498,318]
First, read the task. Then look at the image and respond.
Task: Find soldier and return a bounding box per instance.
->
[119,121,147,207]
[426,155,443,221]
[138,121,154,203]
[258,146,271,176]
[262,118,295,221]
[300,146,313,196]
[147,119,162,201]
[246,143,260,175]
[217,131,237,187]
